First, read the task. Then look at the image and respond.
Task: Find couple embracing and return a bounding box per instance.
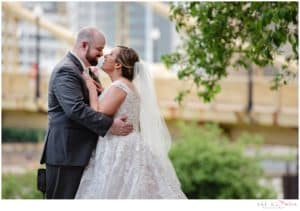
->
[39,27,187,199]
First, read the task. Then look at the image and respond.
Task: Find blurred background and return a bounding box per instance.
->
[1,2,298,199]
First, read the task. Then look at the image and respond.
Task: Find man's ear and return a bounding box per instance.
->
[82,41,89,52]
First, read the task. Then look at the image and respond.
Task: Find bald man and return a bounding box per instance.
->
[40,27,133,199]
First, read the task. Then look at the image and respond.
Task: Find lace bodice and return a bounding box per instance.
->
[99,80,140,131]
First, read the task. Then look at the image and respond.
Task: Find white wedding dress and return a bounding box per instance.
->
[75,80,187,199]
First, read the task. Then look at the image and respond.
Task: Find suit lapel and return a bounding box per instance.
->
[65,52,90,101]
[66,52,85,73]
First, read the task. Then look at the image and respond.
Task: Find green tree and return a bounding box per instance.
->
[169,122,277,199]
[162,2,298,103]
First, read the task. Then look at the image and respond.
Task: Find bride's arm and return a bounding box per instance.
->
[83,74,126,116]
[83,73,100,111]
[97,87,126,116]
[87,85,99,112]
[89,87,126,116]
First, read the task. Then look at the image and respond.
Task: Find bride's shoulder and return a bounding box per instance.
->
[113,79,135,93]
[109,79,129,94]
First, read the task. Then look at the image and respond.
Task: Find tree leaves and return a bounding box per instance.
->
[162,2,298,103]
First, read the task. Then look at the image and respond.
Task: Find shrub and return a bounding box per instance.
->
[2,171,43,199]
[169,122,277,199]
[2,128,46,143]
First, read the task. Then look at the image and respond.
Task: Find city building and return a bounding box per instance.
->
[67,2,177,63]
[16,2,69,72]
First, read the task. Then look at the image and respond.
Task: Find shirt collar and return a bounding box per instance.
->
[70,50,89,73]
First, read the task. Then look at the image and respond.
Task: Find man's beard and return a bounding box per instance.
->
[86,46,98,66]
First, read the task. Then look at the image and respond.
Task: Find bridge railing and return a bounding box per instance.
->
[2,69,297,127]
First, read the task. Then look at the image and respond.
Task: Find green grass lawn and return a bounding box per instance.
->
[2,170,43,199]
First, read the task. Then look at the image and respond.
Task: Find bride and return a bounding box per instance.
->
[75,46,187,199]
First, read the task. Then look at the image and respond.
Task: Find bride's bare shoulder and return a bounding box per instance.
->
[118,78,135,91]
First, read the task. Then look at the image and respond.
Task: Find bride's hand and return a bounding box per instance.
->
[83,70,104,94]
[82,72,97,95]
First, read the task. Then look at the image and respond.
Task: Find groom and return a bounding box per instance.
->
[40,27,133,199]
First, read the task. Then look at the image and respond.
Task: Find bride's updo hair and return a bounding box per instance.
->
[116,45,139,81]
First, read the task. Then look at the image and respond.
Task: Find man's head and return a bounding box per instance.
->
[74,27,105,67]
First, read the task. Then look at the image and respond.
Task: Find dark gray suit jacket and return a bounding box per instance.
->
[40,52,113,166]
